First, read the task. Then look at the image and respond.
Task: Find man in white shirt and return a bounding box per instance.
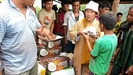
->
[63,0,84,53]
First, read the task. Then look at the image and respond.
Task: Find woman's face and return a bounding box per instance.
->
[85,9,97,21]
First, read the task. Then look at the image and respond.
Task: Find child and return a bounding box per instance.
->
[82,12,117,75]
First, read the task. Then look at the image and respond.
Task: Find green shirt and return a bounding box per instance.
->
[89,34,117,75]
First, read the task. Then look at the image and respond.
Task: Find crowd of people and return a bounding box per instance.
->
[0,0,133,75]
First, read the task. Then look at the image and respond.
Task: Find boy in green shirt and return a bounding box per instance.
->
[82,12,117,75]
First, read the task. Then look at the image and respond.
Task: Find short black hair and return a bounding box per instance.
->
[99,12,117,30]
[99,1,111,10]
[43,0,53,3]
[52,5,58,12]
[117,12,123,16]
[129,5,133,9]
[61,1,69,6]
[72,0,80,3]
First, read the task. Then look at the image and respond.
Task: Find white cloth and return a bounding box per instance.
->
[82,26,97,36]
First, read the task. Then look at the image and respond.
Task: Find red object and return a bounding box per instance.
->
[53,13,65,36]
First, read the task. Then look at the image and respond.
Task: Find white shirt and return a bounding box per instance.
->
[63,11,84,41]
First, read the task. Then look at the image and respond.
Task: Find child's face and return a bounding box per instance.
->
[117,15,122,22]
[99,23,104,32]
[44,1,53,11]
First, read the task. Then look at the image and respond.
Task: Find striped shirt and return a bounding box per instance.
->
[0,0,40,74]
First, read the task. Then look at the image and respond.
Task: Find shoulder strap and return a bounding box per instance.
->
[83,18,87,28]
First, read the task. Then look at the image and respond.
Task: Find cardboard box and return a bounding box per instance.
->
[38,35,64,49]
[38,63,46,75]
[49,67,75,75]
[39,46,62,57]
[40,56,70,71]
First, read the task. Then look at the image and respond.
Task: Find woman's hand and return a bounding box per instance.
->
[77,31,83,36]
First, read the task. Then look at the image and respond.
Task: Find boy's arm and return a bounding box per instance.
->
[50,20,54,35]
[85,36,93,53]
[38,10,45,26]
[82,32,99,58]
[113,47,120,57]
[39,21,45,26]
[82,33,93,52]
[63,12,68,37]
[50,11,56,35]
[84,36,97,58]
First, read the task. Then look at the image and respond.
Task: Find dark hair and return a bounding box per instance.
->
[99,1,111,10]
[118,20,130,32]
[52,5,58,12]
[119,5,133,31]
[129,5,133,9]
[117,12,123,16]
[61,1,69,6]
[72,0,80,3]
[43,0,53,3]
[99,12,117,30]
